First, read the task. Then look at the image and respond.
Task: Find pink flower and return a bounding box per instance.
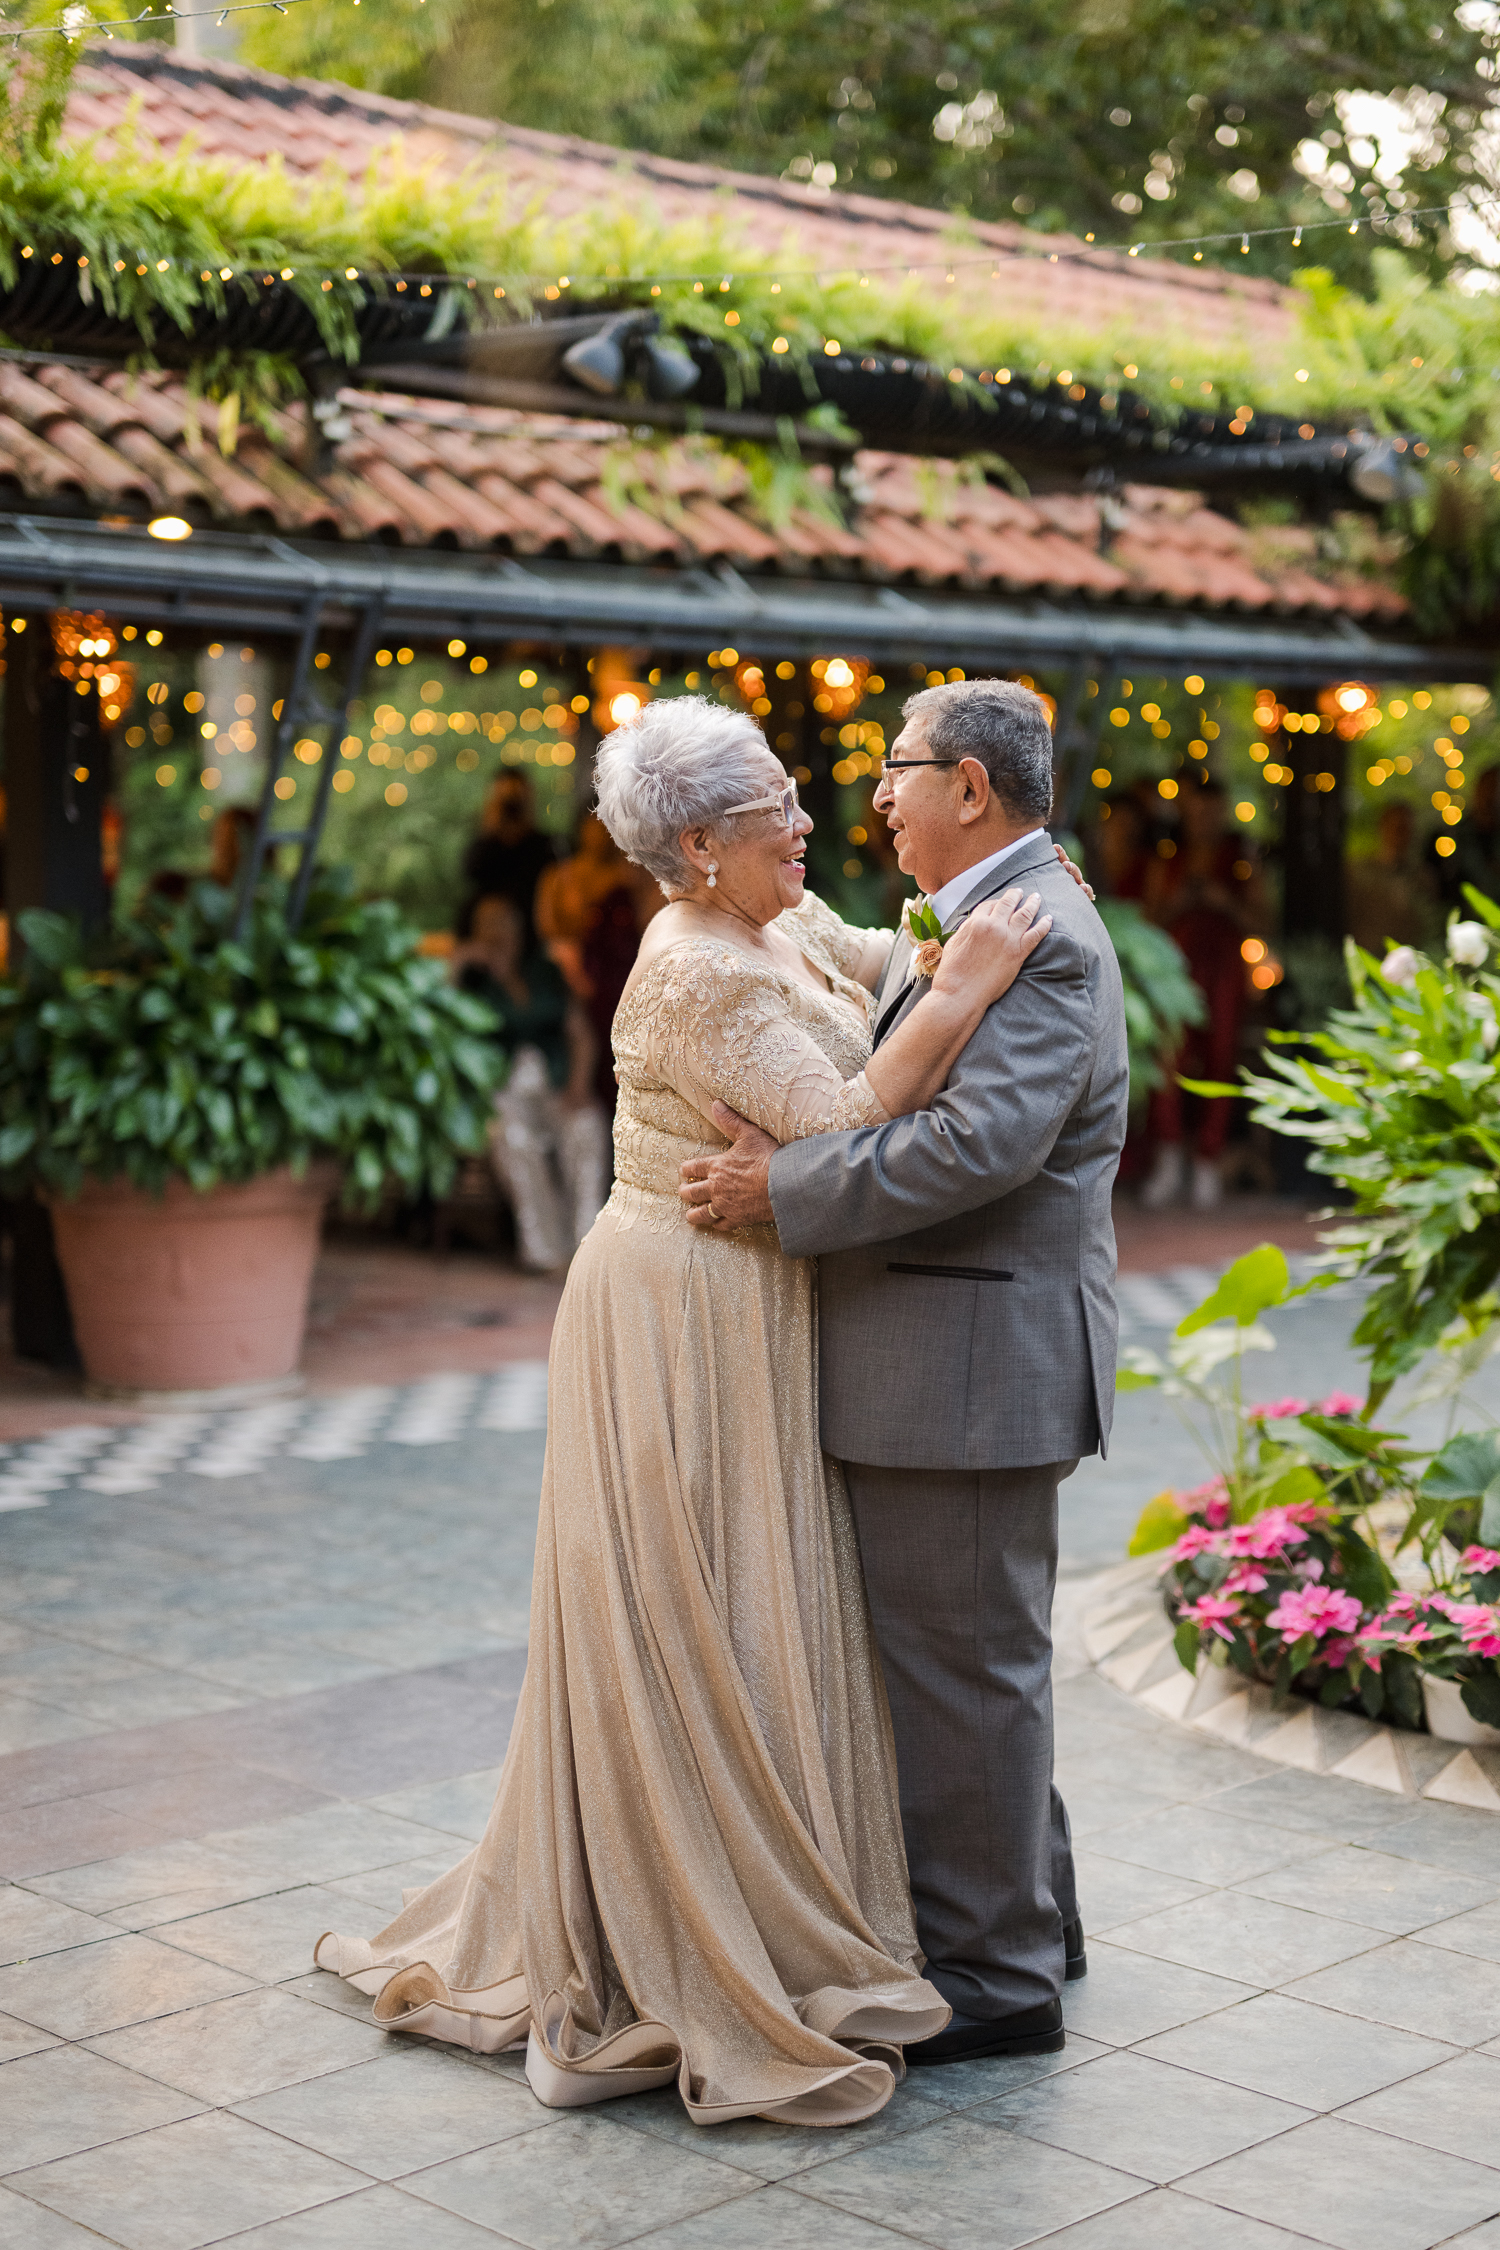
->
[1462,1545,1500,1576]
[1247,1397,1311,1421]
[1264,1585,1363,1640]
[1384,1591,1418,1615]
[1170,1523,1224,1564]
[1226,1504,1322,1559]
[1294,1556,1326,1582]
[1223,1562,1269,1595]
[1444,1601,1500,1659]
[1183,1477,1231,1528]
[1317,1392,1364,1418]
[1321,1634,1358,1669]
[1180,1593,1244,1644]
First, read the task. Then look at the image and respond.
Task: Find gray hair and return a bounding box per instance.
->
[903,680,1055,823]
[593,696,777,893]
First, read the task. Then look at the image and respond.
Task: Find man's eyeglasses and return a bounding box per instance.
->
[875,757,960,779]
[723,780,801,826]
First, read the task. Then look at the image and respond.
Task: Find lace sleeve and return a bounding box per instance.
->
[640,942,890,1144]
[783,891,894,992]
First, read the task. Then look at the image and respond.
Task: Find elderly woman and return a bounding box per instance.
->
[315,699,1051,2127]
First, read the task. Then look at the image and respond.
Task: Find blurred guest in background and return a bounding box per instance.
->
[452,894,609,1273]
[460,771,558,947]
[210,805,259,890]
[536,812,663,1115]
[1098,794,1151,901]
[1433,765,1500,912]
[1142,778,1266,1212]
[1347,800,1435,957]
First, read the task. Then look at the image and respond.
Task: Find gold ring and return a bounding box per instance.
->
[705,1201,720,1223]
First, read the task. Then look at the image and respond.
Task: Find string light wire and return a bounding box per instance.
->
[55,184,1500,301]
[3,17,1496,292]
[2,0,331,40]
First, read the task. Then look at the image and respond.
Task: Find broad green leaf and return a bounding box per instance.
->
[1173,1619,1201,1675]
[1258,1465,1327,1510]
[1116,1368,1159,1392]
[1462,1674,1500,1728]
[1421,1429,1500,1507]
[1129,1491,1190,1555]
[1177,1244,1291,1335]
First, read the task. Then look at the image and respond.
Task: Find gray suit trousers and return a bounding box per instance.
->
[841,1457,1079,2019]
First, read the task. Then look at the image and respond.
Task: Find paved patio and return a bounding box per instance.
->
[2,1229,1499,2250]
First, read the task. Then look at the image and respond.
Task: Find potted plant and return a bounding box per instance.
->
[1125,1244,1500,1741]
[0,874,503,1397]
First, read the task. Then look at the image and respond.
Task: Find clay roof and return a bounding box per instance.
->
[0,359,1405,625]
[65,45,1294,360]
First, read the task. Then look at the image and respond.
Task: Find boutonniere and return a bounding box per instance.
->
[902,896,946,980]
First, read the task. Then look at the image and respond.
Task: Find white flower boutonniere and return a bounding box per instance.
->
[902,896,946,980]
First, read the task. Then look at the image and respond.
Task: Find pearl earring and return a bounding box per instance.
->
[706,863,718,889]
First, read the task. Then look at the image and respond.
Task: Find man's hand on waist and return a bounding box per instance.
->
[679,1102,778,1230]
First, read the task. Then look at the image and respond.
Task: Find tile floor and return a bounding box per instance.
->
[2,1302,1499,2248]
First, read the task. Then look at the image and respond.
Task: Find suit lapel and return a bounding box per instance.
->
[871,927,915,1046]
[871,834,1058,1052]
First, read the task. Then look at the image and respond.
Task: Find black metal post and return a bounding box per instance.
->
[1279,693,1347,944]
[2,616,110,1368]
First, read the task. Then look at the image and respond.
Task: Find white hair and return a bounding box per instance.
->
[593,696,778,894]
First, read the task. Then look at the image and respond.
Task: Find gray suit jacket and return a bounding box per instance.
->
[769,833,1129,1471]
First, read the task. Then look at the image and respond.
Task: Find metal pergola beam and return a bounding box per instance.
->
[0,513,1486,685]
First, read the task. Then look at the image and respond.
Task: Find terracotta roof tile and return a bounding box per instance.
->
[0,413,94,501]
[0,354,1404,623]
[574,486,683,559]
[319,466,404,541]
[672,495,783,564]
[470,471,584,548]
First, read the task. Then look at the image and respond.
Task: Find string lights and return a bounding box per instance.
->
[5,11,1495,288]
[3,0,328,42]
[29,181,1500,304]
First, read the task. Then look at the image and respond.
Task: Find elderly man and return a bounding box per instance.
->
[681,679,1128,2064]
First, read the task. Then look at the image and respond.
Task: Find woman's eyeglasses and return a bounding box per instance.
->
[723,780,801,826]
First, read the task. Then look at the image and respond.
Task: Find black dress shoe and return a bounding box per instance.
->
[904,1999,1064,2067]
[1064,1917,1087,1982]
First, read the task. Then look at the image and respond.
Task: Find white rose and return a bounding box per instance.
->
[1465,993,1499,1052]
[1381,946,1420,988]
[1449,920,1491,968]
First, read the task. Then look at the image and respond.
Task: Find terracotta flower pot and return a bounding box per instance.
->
[47,1167,335,1395]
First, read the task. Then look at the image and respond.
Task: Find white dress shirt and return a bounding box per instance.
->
[926,830,1045,929]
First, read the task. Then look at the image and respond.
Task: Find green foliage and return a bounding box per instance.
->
[1178,1242,1291,1336]
[12,27,1500,628]
[1128,1488,1190,1556]
[1095,898,1205,1115]
[1123,1254,1500,1727]
[1235,895,1500,1412]
[244,0,1500,293]
[1294,255,1500,635]
[0,874,504,1205]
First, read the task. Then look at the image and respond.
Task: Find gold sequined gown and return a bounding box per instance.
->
[314,893,948,2125]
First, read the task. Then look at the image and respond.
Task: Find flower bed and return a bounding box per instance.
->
[1126,1248,1500,1739]
[1157,1437,1500,1736]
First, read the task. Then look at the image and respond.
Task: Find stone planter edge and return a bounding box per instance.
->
[1083,1556,1500,1814]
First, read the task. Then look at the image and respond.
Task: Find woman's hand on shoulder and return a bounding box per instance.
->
[1055,843,1095,900]
[930,887,1051,1008]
